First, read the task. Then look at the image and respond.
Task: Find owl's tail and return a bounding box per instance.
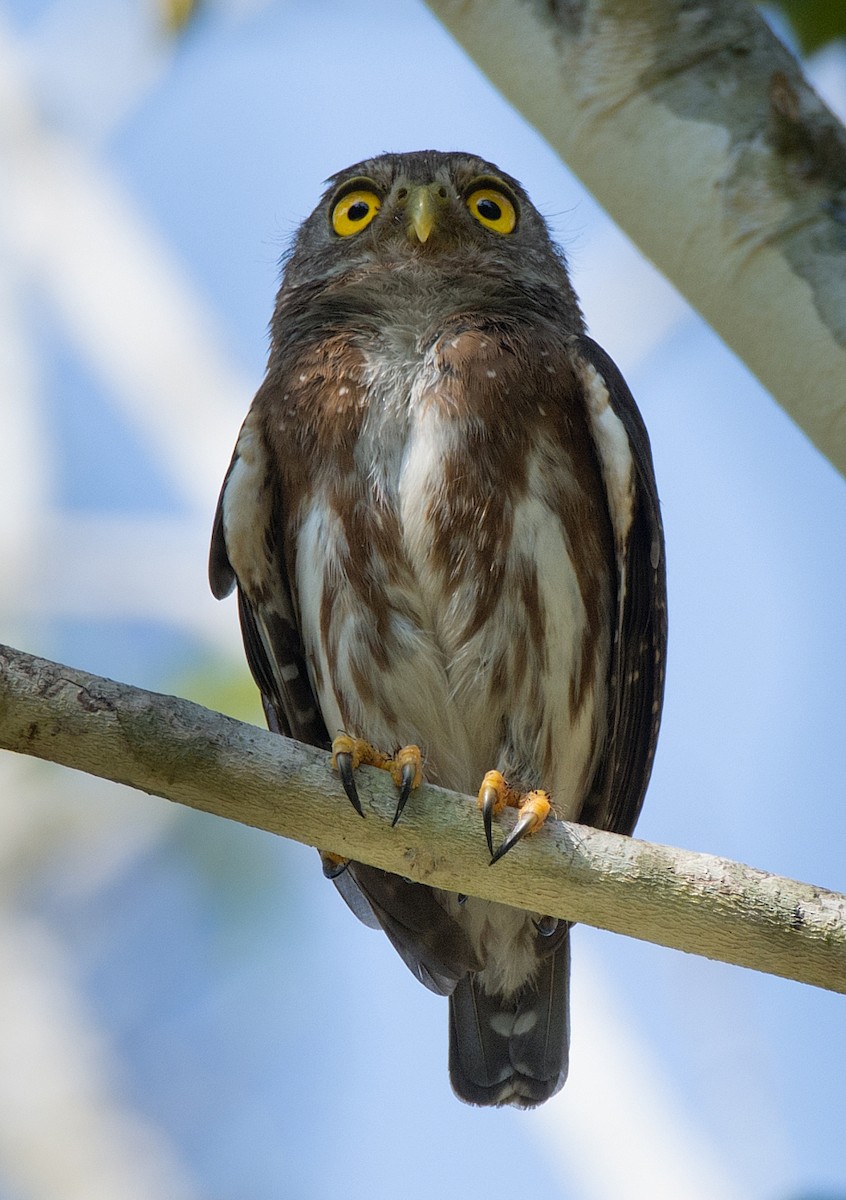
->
[448,932,570,1108]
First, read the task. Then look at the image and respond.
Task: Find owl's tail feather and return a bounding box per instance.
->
[448,934,570,1108]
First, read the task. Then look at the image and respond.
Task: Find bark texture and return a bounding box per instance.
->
[1,643,844,994]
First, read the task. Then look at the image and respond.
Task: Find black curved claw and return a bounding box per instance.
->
[391,760,417,826]
[489,810,537,865]
[481,792,497,858]
[335,752,364,817]
[534,915,559,937]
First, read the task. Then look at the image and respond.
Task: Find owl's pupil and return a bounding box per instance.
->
[347,201,370,222]
[477,198,501,221]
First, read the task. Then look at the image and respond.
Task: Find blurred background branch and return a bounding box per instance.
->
[423,0,846,476]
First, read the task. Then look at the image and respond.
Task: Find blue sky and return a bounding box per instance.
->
[2,2,846,1198]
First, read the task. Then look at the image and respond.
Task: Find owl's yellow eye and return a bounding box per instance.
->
[331,189,381,236]
[466,187,517,234]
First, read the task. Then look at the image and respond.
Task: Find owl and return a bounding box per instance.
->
[210,150,666,1108]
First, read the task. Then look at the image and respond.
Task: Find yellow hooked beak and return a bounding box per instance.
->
[406,184,443,243]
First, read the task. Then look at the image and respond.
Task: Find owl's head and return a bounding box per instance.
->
[281,150,577,317]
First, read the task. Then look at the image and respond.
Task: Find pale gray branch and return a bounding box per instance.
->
[423,0,846,476]
[0,643,844,992]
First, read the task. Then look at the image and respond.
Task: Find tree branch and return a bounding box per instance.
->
[2,643,844,991]
[423,0,846,476]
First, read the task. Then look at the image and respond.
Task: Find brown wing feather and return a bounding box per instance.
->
[345,863,481,995]
[209,411,328,747]
[575,336,667,835]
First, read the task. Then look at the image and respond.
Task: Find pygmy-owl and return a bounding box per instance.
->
[210,150,666,1108]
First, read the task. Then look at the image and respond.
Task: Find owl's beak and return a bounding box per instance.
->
[406,184,440,243]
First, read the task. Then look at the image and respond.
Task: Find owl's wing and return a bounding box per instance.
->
[343,863,481,995]
[572,335,667,836]
[209,409,327,747]
[210,406,481,992]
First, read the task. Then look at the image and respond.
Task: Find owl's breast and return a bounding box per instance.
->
[290,323,614,811]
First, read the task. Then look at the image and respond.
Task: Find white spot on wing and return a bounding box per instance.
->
[581,361,636,549]
[512,1010,539,1036]
[221,414,274,594]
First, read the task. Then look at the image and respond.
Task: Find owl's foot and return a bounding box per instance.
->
[331,734,424,824]
[320,850,349,878]
[477,770,552,864]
